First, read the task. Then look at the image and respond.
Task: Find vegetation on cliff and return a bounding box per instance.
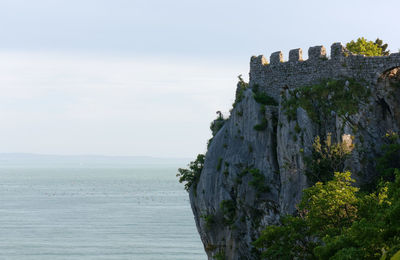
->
[176,154,204,195]
[254,132,400,259]
[178,38,400,259]
[281,78,371,123]
[304,133,353,184]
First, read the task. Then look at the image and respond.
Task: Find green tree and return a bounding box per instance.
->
[176,154,205,194]
[375,38,390,56]
[253,215,317,260]
[210,111,226,137]
[299,172,359,236]
[255,170,400,260]
[346,37,383,56]
[305,133,353,184]
[377,131,400,182]
[254,172,360,259]
[315,169,400,259]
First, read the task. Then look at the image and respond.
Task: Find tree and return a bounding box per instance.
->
[305,134,353,184]
[346,37,383,56]
[254,172,360,259]
[375,38,390,56]
[254,170,400,260]
[299,172,359,236]
[176,154,205,194]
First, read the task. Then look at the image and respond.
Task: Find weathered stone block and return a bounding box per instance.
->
[270,51,283,64]
[308,45,326,60]
[289,48,303,62]
[331,42,345,58]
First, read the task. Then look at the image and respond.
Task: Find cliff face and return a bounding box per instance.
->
[188,43,400,259]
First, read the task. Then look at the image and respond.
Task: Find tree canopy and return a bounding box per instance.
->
[346,37,389,56]
[254,130,400,259]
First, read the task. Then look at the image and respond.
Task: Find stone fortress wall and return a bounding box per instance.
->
[249,42,400,99]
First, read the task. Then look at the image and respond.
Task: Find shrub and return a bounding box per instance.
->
[233,75,249,107]
[200,214,216,230]
[255,169,400,260]
[210,111,226,137]
[281,79,371,123]
[214,250,226,260]
[220,200,236,226]
[252,84,278,106]
[249,169,270,196]
[305,133,353,184]
[176,154,205,195]
[217,157,223,171]
[346,37,383,56]
[377,131,400,182]
[254,118,268,131]
[254,92,278,106]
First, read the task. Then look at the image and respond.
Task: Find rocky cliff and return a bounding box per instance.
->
[188,43,400,259]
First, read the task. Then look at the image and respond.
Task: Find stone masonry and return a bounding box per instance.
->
[250,42,400,99]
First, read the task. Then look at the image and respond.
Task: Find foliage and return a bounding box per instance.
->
[200,213,216,230]
[254,118,268,131]
[217,157,223,171]
[255,169,400,260]
[248,168,270,196]
[253,84,278,106]
[220,199,236,226]
[315,169,400,259]
[346,37,383,56]
[254,92,278,106]
[281,79,371,122]
[305,133,353,184]
[176,154,205,195]
[299,172,359,235]
[210,111,226,137]
[375,38,390,56]
[254,215,317,260]
[214,250,226,260]
[233,75,249,108]
[254,172,358,259]
[377,131,400,182]
[208,111,227,148]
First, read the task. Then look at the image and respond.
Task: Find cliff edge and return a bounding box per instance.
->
[187,43,400,259]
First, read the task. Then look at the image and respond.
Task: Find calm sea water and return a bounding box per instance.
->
[0,167,205,259]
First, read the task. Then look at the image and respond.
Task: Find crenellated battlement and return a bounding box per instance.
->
[249,42,400,100]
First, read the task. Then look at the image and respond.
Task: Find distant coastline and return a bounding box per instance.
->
[0,153,190,168]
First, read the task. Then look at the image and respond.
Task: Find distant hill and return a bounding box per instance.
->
[0,153,191,168]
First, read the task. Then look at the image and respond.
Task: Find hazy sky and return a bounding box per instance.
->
[0,0,399,158]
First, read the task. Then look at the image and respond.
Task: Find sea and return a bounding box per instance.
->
[0,155,205,260]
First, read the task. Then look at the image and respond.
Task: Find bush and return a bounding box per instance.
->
[249,168,270,196]
[346,37,383,56]
[255,169,400,260]
[252,84,278,106]
[254,118,268,131]
[233,75,249,108]
[305,133,353,184]
[216,157,223,171]
[177,154,205,195]
[220,200,236,226]
[200,214,216,230]
[210,111,226,137]
[281,78,371,123]
[254,92,278,106]
[377,131,400,182]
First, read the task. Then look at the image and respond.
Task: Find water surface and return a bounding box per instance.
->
[0,167,205,259]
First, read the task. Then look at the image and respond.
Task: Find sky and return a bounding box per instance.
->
[0,0,399,158]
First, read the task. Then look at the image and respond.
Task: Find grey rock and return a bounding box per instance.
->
[188,43,400,259]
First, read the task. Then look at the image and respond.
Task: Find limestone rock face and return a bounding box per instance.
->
[188,44,400,260]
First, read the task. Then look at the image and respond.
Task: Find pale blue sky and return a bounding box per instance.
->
[0,0,399,157]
